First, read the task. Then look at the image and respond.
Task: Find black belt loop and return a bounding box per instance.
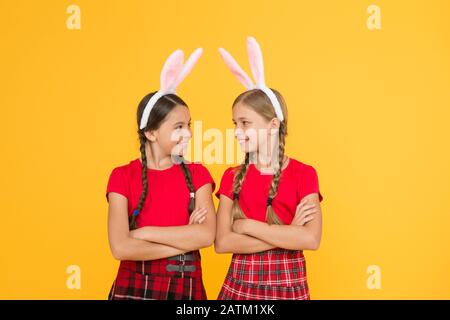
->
[165,264,196,272]
[165,252,197,274]
[181,254,185,278]
[167,252,197,261]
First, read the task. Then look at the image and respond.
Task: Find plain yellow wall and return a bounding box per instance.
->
[1,0,449,299]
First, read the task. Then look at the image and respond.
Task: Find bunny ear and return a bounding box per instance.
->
[160,49,184,92]
[246,36,265,85]
[170,48,203,92]
[218,48,255,90]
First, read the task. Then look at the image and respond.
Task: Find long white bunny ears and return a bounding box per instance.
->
[218,36,284,122]
[139,48,203,130]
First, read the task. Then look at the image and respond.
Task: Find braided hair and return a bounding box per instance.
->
[129,92,195,230]
[230,89,288,225]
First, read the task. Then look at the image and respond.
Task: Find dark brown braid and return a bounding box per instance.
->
[129,134,149,230]
[179,157,196,215]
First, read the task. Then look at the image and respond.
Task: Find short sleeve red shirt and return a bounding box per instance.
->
[106,158,215,228]
[215,158,323,224]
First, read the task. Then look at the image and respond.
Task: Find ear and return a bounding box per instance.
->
[268,117,280,133]
[218,47,255,89]
[246,36,265,85]
[144,129,158,142]
[160,49,184,92]
[170,48,203,91]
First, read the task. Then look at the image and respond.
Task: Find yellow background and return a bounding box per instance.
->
[1,0,449,299]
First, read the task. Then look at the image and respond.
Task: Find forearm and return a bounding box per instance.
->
[133,225,214,252]
[215,231,276,254]
[112,237,187,261]
[244,221,319,250]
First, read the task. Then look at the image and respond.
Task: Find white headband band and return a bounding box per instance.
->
[139,48,203,130]
[218,36,284,122]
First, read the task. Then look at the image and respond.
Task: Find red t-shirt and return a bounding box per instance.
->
[106,158,215,228]
[215,158,323,224]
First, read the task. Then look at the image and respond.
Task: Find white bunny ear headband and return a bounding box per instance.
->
[139,48,203,130]
[218,36,284,122]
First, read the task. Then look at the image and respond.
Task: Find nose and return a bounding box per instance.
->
[184,128,192,139]
[234,128,244,138]
[179,129,191,144]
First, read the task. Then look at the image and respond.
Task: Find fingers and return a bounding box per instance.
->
[190,214,206,225]
[296,203,317,216]
[189,210,206,224]
[189,207,208,224]
[296,199,313,213]
[297,206,318,220]
[292,212,316,226]
[292,203,319,226]
[298,213,316,225]
[198,216,206,224]
[292,198,322,226]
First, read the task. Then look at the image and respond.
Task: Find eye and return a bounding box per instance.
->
[242,121,249,126]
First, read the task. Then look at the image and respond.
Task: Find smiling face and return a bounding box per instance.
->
[233,102,269,153]
[231,89,288,168]
[232,101,281,155]
[145,104,192,157]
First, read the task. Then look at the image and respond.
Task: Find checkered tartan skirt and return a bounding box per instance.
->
[108,250,207,300]
[217,248,310,300]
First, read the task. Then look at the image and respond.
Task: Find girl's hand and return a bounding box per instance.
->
[291,198,318,226]
[189,207,208,225]
[232,218,248,234]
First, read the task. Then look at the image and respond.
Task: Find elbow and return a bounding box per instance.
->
[214,244,226,254]
[214,243,224,254]
[214,238,228,254]
[111,247,123,261]
[191,229,215,251]
[200,232,215,249]
[308,237,321,251]
[110,243,126,261]
[293,235,320,251]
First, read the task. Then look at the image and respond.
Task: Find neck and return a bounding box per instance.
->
[254,132,282,169]
[142,142,173,170]
[255,152,273,168]
[253,150,287,172]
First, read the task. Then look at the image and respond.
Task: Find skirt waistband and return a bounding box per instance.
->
[119,250,203,278]
[228,248,307,286]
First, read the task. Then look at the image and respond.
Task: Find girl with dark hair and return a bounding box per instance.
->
[106,48,216,300]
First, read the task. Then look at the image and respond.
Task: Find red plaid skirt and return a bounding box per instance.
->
[218,248,310,300]
[108,250,207,300]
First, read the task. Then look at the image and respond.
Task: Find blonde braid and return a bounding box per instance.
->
[266,123,287,225]
[230,153,250,223]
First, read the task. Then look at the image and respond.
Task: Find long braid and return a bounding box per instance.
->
[230,152,250,223]
[179,156,196,215]
[129,134,149,230]
[266,122,287,225]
